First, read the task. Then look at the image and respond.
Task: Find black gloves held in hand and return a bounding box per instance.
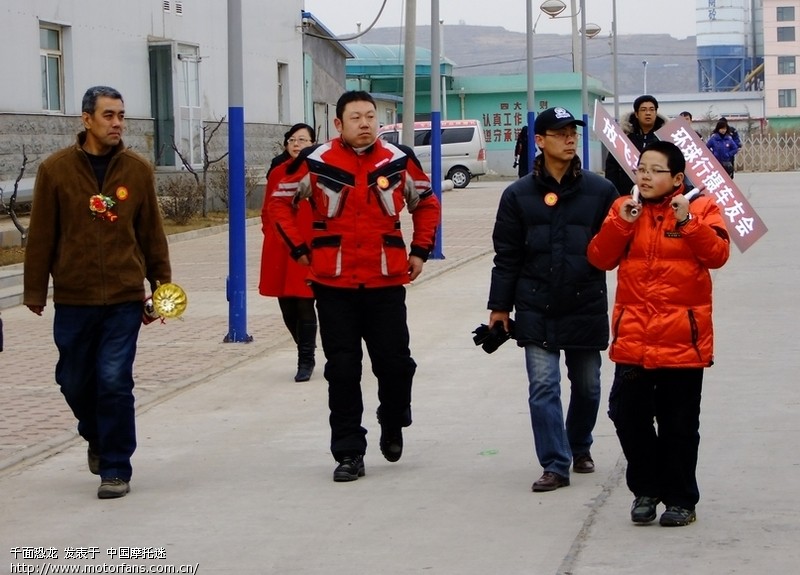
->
[472,319,515,354]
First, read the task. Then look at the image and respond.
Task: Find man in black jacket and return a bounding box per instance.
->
[487,107,618,492]
[604,95,665,195]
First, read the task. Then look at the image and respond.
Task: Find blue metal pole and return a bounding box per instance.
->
[430,0,444,259]
[224,0,252,343]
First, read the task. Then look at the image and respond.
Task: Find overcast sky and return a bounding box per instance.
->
[303,0,697,40]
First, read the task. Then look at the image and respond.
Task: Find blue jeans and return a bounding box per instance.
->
[53,302,142,481]
[524,345,602,477]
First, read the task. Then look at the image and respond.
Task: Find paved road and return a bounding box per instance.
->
[1,174,798,574]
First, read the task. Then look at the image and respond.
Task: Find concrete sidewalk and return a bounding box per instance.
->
[1,174,798,574]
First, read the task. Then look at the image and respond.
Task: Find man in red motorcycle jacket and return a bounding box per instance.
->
[269,91,441,482]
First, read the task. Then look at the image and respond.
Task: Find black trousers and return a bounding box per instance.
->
[313,283,416,460]
[608,364,704,510]
[277,297,316,343]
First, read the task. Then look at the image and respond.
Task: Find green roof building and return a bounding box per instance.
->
[345,44,610,177]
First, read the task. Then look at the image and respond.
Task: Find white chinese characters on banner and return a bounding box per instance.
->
[656,119,767,252]
[592,101,767,253]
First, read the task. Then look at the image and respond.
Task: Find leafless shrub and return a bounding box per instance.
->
[157,174,204,225]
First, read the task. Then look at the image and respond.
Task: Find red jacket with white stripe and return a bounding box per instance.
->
[268,137,440,289]
[587,186,730,368]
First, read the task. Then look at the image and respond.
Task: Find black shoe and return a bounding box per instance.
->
[333,455,365,482]
[631,496,659,524]
[660,506,696,527]
[377,410,404,462]
[379,427,403,462]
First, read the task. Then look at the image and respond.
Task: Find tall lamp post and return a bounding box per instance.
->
[540,0,600,169]
[643,60,649,94]
[526,1,536,171]
[578,1,601,169]
[612,0,619,121]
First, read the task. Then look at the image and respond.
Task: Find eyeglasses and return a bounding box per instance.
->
[634,167,672,177]
[287,137,311,144]
[544,131,580,141]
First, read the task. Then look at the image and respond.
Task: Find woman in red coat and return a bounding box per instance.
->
[259,123,317,381]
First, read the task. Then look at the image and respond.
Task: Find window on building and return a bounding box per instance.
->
[778,56,796,74]
[149,44,175,166]
[777,7,795,22]
[40,25,63,112]
[777,26,796,41]
[177,44,203,167]
[778,89,797,108]
[277,63,289,124]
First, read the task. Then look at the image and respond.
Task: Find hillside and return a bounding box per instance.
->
[359,25,698,95]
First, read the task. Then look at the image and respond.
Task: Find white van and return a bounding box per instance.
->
[377,120,488,188]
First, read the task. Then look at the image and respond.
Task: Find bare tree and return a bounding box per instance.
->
[171,116,229,217]
[0,147,30,244]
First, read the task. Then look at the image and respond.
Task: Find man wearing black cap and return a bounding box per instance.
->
[604,95,666,195]
[487,106,618,492]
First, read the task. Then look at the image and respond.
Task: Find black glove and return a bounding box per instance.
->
[472,319,515,354]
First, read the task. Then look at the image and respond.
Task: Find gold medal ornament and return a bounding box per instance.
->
[544,192,559,206]
[151,281,188,319]
[376,176,390,190]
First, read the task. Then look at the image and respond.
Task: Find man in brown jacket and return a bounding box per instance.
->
[24,86,171,499]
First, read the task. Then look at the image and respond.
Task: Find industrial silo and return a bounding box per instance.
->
[696,0,764,91]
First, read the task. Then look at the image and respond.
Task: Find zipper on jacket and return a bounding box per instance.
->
[611,308,624,347]
[687,309,702,361]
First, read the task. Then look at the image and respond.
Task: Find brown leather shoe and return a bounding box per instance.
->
[573,453,595,474]
[531,471,570,492]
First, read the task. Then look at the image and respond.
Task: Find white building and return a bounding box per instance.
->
[0,0,351,203]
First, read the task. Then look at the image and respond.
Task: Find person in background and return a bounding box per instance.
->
[588,140,730,527]
[604,95,666,195]
[269,91,441,483]
[719,117,742,177]
[706,120,739,179]
[679,111,703,141]
[513,126,529,178]
[487,106,618,493]
[23,86,172,499]
[259,123,318,382]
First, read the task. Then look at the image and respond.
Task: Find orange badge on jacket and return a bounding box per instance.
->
[544,192,558,206]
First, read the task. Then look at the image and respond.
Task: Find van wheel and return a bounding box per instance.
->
[447,167,471,189]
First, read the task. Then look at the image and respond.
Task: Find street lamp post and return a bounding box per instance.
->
[526,1,536,172]
[578,1,602,168]
[643,60,648,94]
[540,0,599,169]
[612,0,619,121]
[580,0,589,168]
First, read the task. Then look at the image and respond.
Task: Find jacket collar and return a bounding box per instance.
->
[75,131,126,156]
[533,154,583,188]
